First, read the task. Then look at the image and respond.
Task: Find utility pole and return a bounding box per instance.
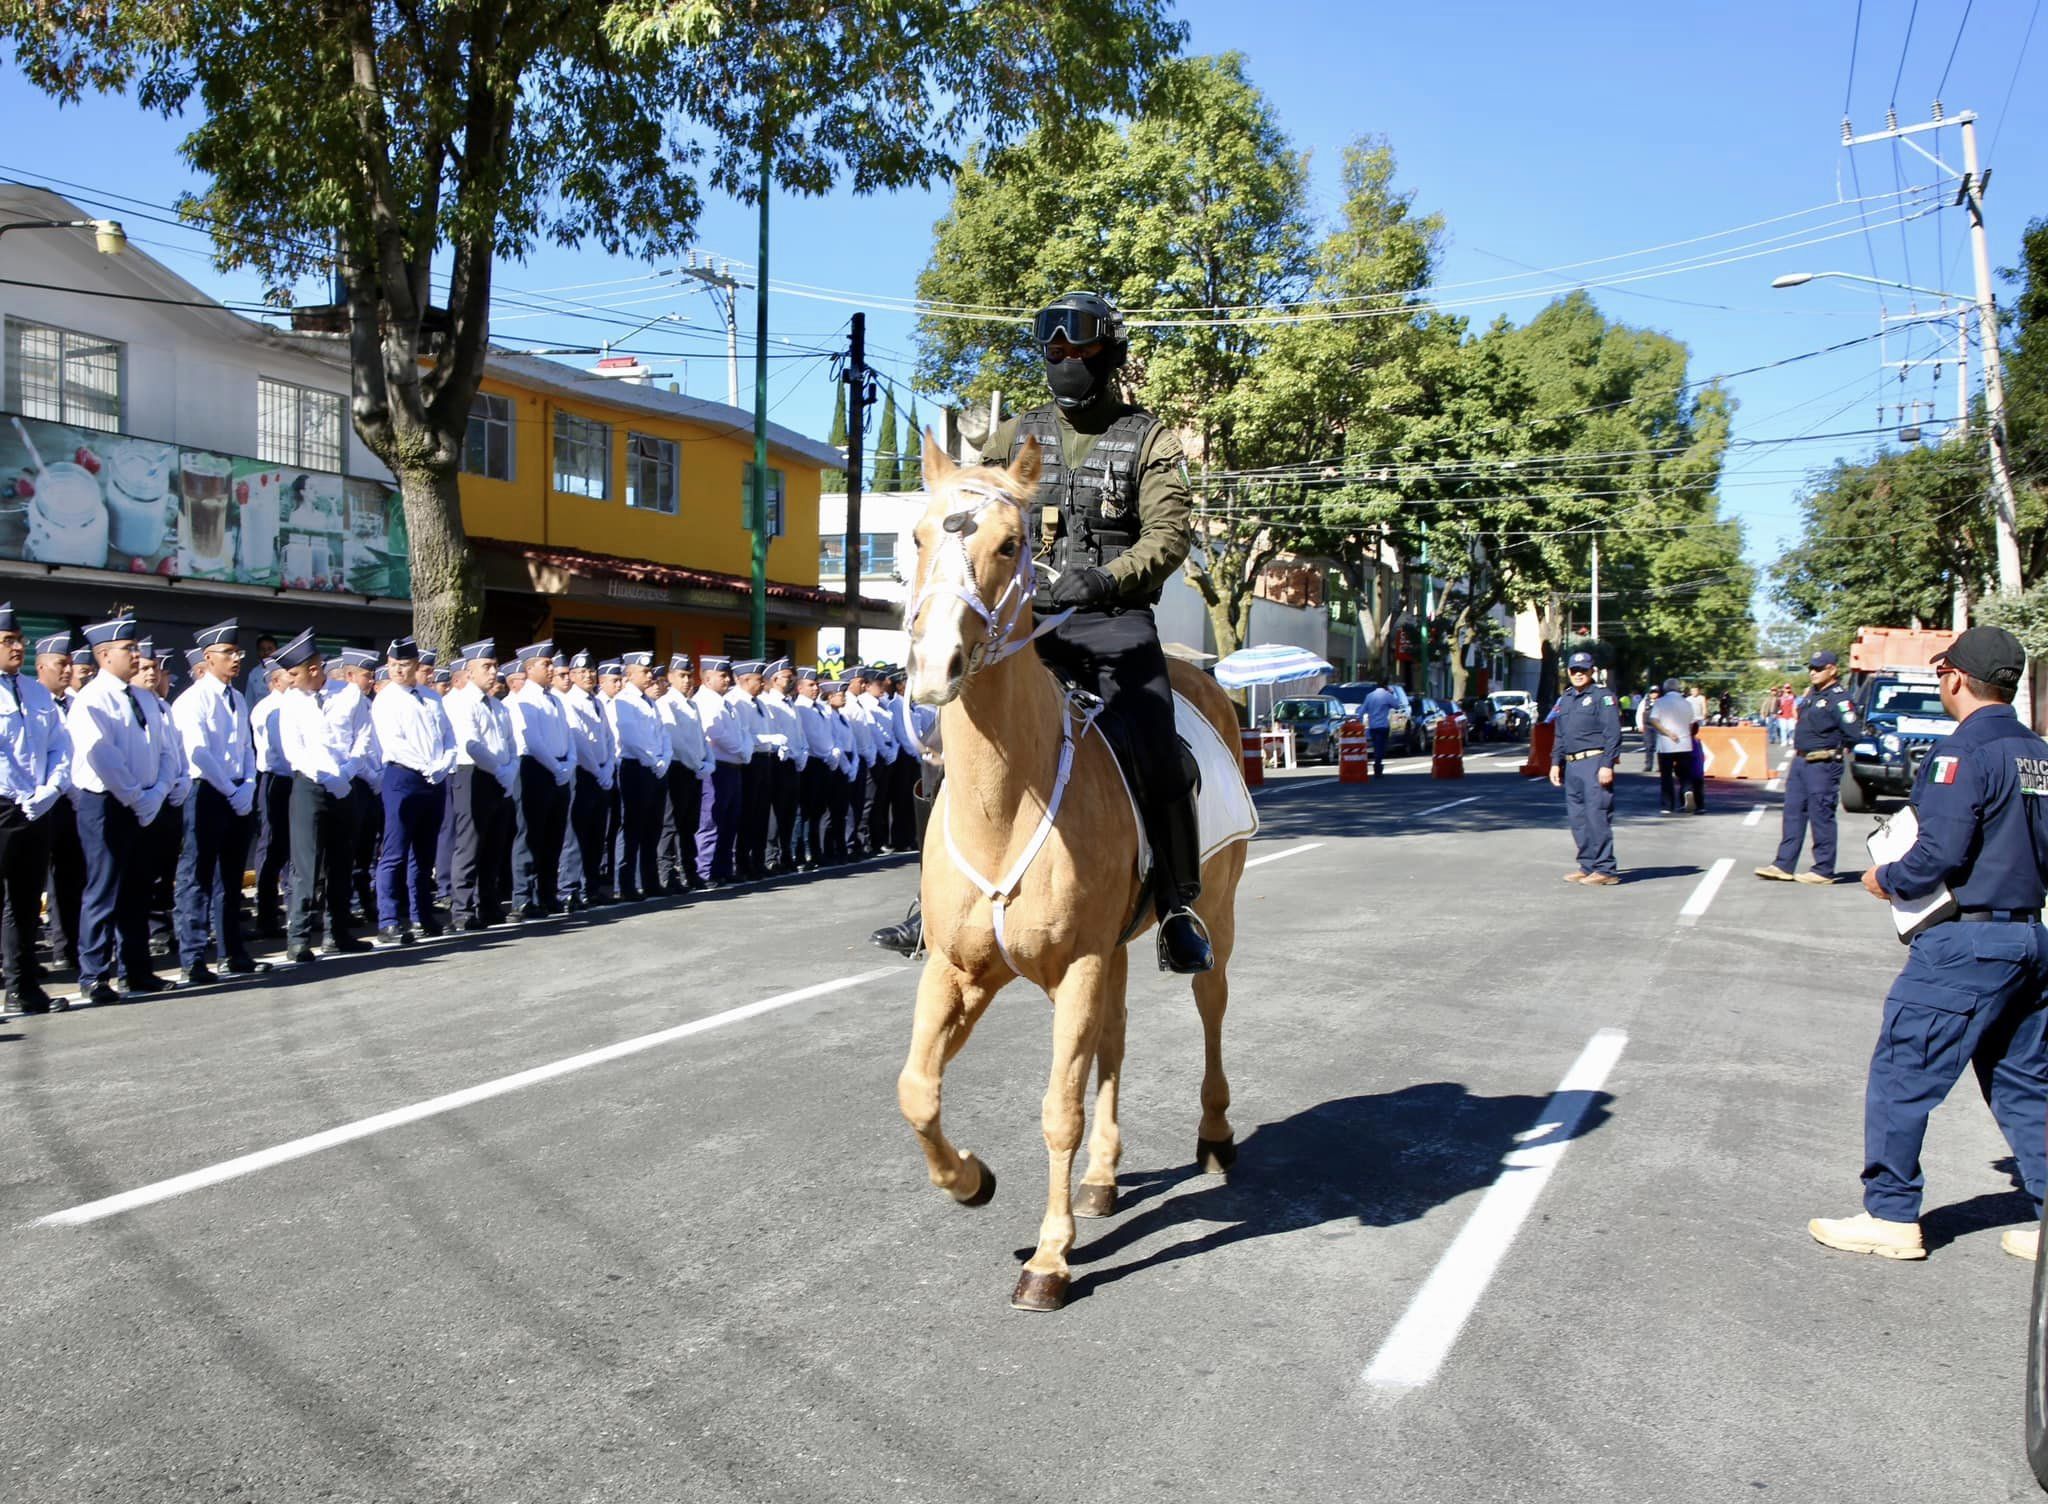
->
[748,143,771,658]
[1589,535,1601,643]
[677,253,751,409]
[842,312,869,664]
[1956,308,1971,438]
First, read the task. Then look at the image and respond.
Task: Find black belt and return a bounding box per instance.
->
[1563,749,1606,762]
[1800,749,1842,762]
[1955,908,2043,923]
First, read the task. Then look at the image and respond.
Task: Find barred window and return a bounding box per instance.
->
[625,432,679,514]
[741,465,786,538]
[4,318,124,432]
[257,377,344,471]
[818,531,896,576]
[462,393,514,482]
[553,411,611,499]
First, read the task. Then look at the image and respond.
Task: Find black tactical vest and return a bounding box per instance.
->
[1009,405,1163,605]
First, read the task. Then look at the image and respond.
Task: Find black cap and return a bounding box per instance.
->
[1566,650,1595,671]
[1935,626,2027,688]
[1808,650,1838,669]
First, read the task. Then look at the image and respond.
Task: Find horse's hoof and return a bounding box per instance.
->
[1073,1182,1118,1219]
[1197,1134,1237,1174]
[951,1155,996,1207]
[1011,1268,1070,1312]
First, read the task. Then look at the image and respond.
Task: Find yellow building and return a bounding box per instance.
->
[456,350,888,665]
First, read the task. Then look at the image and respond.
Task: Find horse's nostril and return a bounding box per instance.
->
[947,649,966,682]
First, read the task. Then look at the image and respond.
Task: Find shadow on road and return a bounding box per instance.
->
[1616,864,1706,885]
[1922,1156,2035,1252]
[1044,1079,1615,1302]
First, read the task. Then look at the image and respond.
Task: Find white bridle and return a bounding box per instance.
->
[905,479,1072,676]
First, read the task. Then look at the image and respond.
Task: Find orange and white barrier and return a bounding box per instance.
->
[1241,727,1265,789]
[1697,724,1768,781]
[1337,721,1371,784]
[1520,721,1555,778]
[1431,718,1465,779]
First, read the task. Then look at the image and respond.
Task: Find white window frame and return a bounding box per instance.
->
[3,317,125,432]
[742,465,786,539]
[462,392,515,482]
[625,431,679,514]
[256,376,345,471]
[552,410,612,500]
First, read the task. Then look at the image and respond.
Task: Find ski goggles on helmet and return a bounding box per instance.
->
[1033,302,1120,348]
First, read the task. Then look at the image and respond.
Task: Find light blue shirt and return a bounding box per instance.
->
[1362,686,1398,730]
[0,671,70,810]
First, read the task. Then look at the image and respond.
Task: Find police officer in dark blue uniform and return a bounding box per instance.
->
[1757,649,1856,885]
[1809,627,2048,1262]
[1549,650,1623,885]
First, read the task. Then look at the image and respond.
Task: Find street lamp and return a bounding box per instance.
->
[0,218,127,255]
[1770,270,1962,300]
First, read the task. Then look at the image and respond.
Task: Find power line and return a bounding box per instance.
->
[1936,0,1974,96]
[1987,0,2044,166]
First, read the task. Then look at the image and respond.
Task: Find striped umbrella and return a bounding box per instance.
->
[1211,643,1335,690]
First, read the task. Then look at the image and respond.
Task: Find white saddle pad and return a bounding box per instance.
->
[1104,691,1260,876]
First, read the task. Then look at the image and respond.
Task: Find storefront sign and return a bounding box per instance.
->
[607,579,673,604]
[0,411,411,596]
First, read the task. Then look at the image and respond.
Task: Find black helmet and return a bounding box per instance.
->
[1033,292,1128,368]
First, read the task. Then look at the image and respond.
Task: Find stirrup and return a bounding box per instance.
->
[1156,906,1214,975]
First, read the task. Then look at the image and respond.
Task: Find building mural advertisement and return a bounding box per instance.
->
[0,411,410,597]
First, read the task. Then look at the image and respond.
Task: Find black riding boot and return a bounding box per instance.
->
[868,775,938,958]
[1148,789,1213,975]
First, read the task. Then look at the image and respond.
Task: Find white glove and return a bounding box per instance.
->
[20,785,58,822]
[135,790,165,828]
[230,783,256,818]
[322,773,351,800]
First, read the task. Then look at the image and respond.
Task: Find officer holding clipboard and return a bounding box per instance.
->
[1810,627,2048,1263]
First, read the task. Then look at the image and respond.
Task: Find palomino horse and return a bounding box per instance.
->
[898,431,1247,1312]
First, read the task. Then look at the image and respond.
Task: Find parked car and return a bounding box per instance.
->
[1413,696,1471,746]
[1843,668,1955,813]
[1266,695,1352,765]
[1328,682,1421,754]
[1487,689,1535,738]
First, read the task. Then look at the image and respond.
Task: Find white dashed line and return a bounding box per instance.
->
[1363,1027,1629,1391]
[1743,804,1765,828]
[1413,795,1482,818]
[1243,841,1325,870]
[34,968,905,1228]
[1678,857,1736,924]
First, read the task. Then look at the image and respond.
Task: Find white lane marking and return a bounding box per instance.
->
[1363,1027,1628,1390]
[1414,795,1482,818]
[35,967,904,1228]
[1766,776,1785,792]
[1743,804,1765,828]
[1243,841,1325,870]
[1679,857,1736,924]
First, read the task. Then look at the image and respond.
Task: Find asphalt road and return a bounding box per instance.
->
[3,739,2041,1502]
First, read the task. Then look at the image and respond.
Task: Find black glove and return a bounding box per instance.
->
[1049,566,1116,608]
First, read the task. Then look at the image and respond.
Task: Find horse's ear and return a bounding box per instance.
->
[921,427,955,488]
[1012,435,1043,489]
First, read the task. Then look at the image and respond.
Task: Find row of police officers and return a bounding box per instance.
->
[0,607,931,1013]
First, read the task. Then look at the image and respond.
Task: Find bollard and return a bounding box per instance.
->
[1431,717,1466,779]
[1520,720,1554,777]
[1337,720,1370,784]
[1241,726,1265,789]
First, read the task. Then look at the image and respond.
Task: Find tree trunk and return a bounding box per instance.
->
[1447,602,1476,701]
[395,455,484,654]
[1535,592,1566,716]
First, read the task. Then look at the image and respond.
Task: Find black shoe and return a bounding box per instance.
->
[564,895,588,914]
[372,926,414,949]
[182,963,218,987]
[10,987,52,1015]
[515,904,544,922]
[221,956,272,976]
[869,903,923,958]
[617,888,643,903]
[324,937,371,957]
[419,921,445,938]
[79,982,120,1007]
[124,973,176,996]
[1156,908,1215,975]
[456,915,489,933]
[285,945,319,965]
[662,879,685,896]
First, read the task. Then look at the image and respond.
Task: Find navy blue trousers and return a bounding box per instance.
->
[376,764,446,929]
[697,761,742,881]
[1563,759,1616,875]
[174,783,253,969]
[76,793,151,988]
[1367,726,1389,775]
[1863,919,2048,1221]
[1774,756,1842,875]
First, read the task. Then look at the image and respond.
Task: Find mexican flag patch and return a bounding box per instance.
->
[1931,755,1960,785]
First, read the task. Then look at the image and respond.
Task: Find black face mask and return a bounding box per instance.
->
[1047,348,1118,411]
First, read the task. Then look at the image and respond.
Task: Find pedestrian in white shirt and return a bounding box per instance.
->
[0,604,71,1013]
[820,680,859,863]
[611,652,672,899]
[558,648,618,910]
[507,640,572,917]
[275,630,366,962]
[443,639,518,928]
[792,667,837,870]
[761,658,808,871]
[1650,677,1704,815]
[169,617,265,983]
[249,661,294,935]
[657,654,712,891]
[371,637,457,945]
[67,615,177,1004]
[694,655,748,883]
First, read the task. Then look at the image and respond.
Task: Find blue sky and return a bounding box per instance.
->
[4,0,2043,596]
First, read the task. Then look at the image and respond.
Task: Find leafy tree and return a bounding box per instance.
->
[871,386,901,492]
[6,0,1185,647]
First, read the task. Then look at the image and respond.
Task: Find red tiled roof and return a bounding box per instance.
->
[471,536,896,614]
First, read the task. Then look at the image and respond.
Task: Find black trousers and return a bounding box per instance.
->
[889,754,919,852]
[513,758,568,912]
[349,779,380,921]
[0,802,55,999]
[823,772,853,863]
[1658,750,1704,812]
[145,795,183,944]
[43,795,84,972]
[449,766,513,923]
[798,761,830,866]
[1036,604,1200,912]
[739,752,773,878]
[76,793,151,989]
[252,769,293,923]
[174,783,253,969]
[769,757,800,870]
[617,759,663,896]
[567,767,612,900]
[659,764,703,887]
[287,776,356,950]
[860,759,892,855]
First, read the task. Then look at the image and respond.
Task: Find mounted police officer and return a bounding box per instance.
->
[981,291,1211,973]
[1810,626,2048,1262]
[1757,649,1855,885]
[1549,649,1622,886]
